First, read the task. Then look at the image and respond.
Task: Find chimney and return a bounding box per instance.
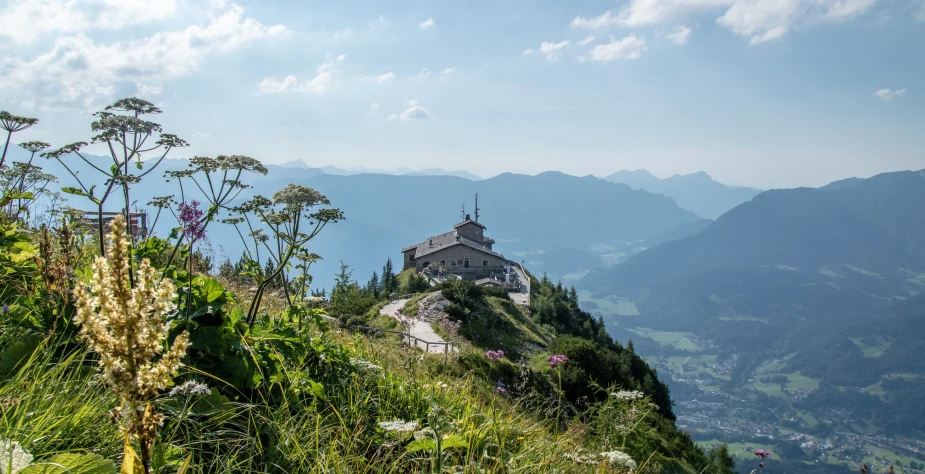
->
[465,213,471,221]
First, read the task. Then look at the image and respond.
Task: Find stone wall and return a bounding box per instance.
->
[415,245,504,280]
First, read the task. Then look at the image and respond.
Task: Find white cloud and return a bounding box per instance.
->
[577,35,596,46]
[408,99,420,106]
[665,25,692,45]
[1,2,286,107]
[571,10,622,29]
[873,88,906,100]
[0,0,179,44]
[391,105,433,120]
[523,40,571,61]
[419,18,435,30]
[134,81,162,98]
[192,131,211,138]
[441,67,456,75]
[716,0,800,44]
[370,103,380,109]
[19,99,35,110]
[331,27,354,41]
[583,35,647,61]
[819,0,877,20]
[572,0,877,45]
[258,55,345,94]
[375,72,395,83]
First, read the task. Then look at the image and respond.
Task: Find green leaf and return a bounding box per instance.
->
[405,439,436,453]
[0,335,43,378]
[201,277,227,304]
[20,453,117,474]
[441,434,470,450]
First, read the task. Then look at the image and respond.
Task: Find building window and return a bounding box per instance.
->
[464,258,469,268]
[440,260,445,266]
[409,255,415,261]
[451,260,456,266]
[483,260,488,267]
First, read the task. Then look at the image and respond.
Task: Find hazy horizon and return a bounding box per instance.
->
[2,0,923,189]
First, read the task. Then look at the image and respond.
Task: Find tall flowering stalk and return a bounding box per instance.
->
[73,215,189,474]
[548,354,568,436]
[754,449,771,473]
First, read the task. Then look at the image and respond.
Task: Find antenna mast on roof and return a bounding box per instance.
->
[461,202,466,220]
[474,193,480,223]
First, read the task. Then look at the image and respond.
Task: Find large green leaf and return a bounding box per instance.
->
[19,453,117,474]
[0,335,42,379]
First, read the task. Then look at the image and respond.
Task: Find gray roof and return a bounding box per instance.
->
[454,219,486,230]
[402,230,502,260]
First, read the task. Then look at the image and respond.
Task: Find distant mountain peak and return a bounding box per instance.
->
[279,159,311,169]
[601,169,762,219]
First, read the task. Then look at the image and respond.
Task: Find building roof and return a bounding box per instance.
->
[402,230,502,260]
[454,217,486,230]
[476,278,504,286]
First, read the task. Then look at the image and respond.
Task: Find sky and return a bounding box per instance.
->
[1,0,923,189]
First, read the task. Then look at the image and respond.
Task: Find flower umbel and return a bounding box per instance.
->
[548,354,568,368]
[73,215,189,470]
[177,200,205,242]
[485,349,505,361]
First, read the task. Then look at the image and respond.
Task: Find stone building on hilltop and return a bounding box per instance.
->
[401,214,507,281]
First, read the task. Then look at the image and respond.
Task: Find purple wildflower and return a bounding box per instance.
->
[2,305,7,313]
[548,354,568,368]
[485,350,505,362]
[495,386,508,396]
[177,200,205,242]
[754,449,771,459]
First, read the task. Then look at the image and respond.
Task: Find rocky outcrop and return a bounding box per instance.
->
[416,292,451,322]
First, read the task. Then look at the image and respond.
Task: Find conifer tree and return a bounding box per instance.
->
[381,257,396,294]
[367,270,381,298]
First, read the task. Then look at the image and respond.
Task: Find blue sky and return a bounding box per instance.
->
[1,0,922,188]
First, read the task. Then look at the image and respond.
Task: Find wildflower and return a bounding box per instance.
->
[485,350,505,361]
[1,305,7,314]
[168,380,211,398]
[600,450,637,469]
[0,438,33,474]
[611,390,644,400]
[350,357,382,373]
[378,419,420,433]
[563,451,600,465]
[73,216,189,470]
[754,449,771,459]
[413,427,437,440]
[548,354,568,368]
[495,386,508,396]
[177,200,205,242]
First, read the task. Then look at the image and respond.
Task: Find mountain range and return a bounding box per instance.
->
[580,169,925,448]
[276,159,483,181]
[601,169,763,219]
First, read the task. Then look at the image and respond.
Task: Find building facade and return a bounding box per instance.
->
[402,215,507,280]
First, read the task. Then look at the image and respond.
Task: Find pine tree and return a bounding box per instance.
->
[568,285,579,306]
[367,271,381,298]
[382,258,396,295]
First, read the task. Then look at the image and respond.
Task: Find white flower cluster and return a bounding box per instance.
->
[169,380,211,398]
[600,450,637,469]
[377,419,420,433]
[0,438,32,474]
[562,451,600,465]
[350,358,381,373]
[611,390,645,400]
[73,216,190,440]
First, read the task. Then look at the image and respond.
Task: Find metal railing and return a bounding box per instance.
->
[350,325,456,355]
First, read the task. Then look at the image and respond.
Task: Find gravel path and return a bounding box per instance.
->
[380,298,455,354]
